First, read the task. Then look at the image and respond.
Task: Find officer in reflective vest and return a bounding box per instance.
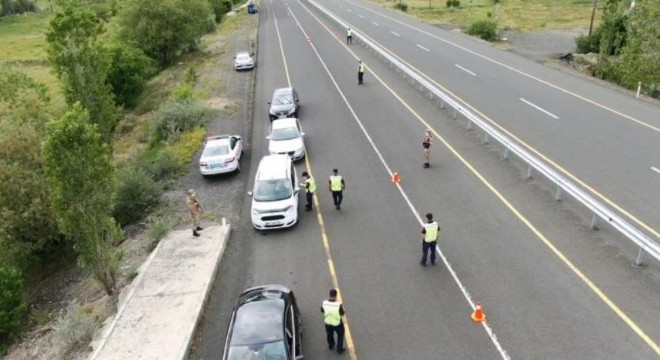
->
[357,60,365,85]
[302,171,316,211]
[321,289,346,353]
[420,213,440,266]
[346,27,353,45]
[328,168,346,210]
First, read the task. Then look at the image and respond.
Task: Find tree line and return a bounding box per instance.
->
[576,0,659,97]
[0,0,242,346]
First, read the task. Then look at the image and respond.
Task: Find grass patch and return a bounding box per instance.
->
[373,0,599,31]
[147,217,174,251]
[168,126,207,166]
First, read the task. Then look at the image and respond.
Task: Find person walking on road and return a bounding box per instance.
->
[346,27,353,44]
[422,129,432,168]
[357,60,365,85]
[186,189,203,237]
[420,213,440,266]
[329,168,345,210]
[321,289,346,354]
[302,171,316,211]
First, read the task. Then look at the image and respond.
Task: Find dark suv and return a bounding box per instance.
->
[268,87,299,120]
[222,285,304,360]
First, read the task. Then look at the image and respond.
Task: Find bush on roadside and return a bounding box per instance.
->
[446,0,460,8]
[209,0,233,22]
[113,165,162,227]
[54,302,98,356]
[394,2,407,12]
[0,0,37,16]
[0,266,27,342]
[147,217,174,251]
[104,41,158,108]
[142,149,181,182]
[168,126,207,166]
[575,32,601,54]
[467,20,498,42]
[150,100,215,143]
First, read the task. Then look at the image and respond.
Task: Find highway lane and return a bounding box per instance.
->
[191,0,660,358]
[315,0,660,241]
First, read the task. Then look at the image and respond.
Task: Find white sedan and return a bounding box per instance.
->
[234,52,255,70]
[267,118,305,161]
[199,135,243,176]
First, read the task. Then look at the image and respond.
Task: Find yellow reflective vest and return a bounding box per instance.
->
[330,175,343,191]
[305,176,316,193]
[322,300,342,326]
[423,221,439,242]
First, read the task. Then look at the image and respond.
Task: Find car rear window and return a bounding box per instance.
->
[230,299,285,346]
[203,143,230,157]
[270,126,299,141]
[272,94,293,105]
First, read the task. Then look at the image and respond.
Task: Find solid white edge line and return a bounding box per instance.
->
[520,98,559,119]
[416,44,430,52]
[390,30,400,37]
[455,64,476,76]
[372,21,379,26]
[287,2,511,359]
[651,167,660,175]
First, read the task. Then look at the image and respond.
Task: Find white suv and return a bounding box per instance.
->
[249,155,300,230]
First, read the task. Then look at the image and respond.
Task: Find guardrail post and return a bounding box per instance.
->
[526,165,533,179]
[503,147,510,159]
[555,187,562,201]
[590,213,599,229]
[636,248,645,266]
[483,133,489,144]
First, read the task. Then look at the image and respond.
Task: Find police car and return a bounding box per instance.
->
[199,135,243,176]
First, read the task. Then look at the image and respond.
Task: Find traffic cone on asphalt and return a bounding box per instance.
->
[392,171,401,185]
[471,301,486,323]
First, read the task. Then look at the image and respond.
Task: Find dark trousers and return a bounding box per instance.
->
[421,241,437,264]
[325,323,345,350]
[332,191,343,206]
[358,71,364,84]
[305,191,313,209]
[347,35,352,44]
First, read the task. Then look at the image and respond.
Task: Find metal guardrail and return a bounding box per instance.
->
[306,0,660,265]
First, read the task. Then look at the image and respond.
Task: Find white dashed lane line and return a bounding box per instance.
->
[372,21,379,26]
[390,30,400,37]
[520,98,559,119]
[651,167,660,175]
[358,14,363,18]
[416,44,430,52]
[455,64,476,76]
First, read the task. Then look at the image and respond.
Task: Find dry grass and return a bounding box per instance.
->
[371,0,599,31]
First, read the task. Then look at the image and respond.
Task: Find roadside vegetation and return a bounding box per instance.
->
[0,0,249,355]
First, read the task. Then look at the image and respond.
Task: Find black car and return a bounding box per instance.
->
[268,87,299,120]
[223,285,304,360]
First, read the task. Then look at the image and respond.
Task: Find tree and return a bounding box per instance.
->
[0,68,60,269]
[42,103,121,295]
[0,265,27,341]
[46,0,119,142]
[116,0,215,67]
[103,41,157,108]
[619,0,660,94]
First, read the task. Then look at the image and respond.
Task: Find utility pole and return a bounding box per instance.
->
[588,0,598,36]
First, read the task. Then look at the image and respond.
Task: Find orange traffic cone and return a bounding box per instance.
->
[471,301,486,323]
[392,171,400,184]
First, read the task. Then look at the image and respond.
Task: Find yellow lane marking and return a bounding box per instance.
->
[333,7,660,241]
[295,1,660,355]
[270,1,358,358]
[344,0,660,134]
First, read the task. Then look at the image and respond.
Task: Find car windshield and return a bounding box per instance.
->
[237,54,250,60]
[272,94,293,105]
[254,179,292,201]
[270,127,299,141]
[227,340,286,360]
[202,143,230,157]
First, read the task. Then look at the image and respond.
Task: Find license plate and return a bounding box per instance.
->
[210,163,225,169]
[267,221,283,226]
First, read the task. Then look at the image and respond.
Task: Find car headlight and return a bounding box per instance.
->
[283,205,293,213]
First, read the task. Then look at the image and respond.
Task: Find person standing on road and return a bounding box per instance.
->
[321,289,346,354]
[420,213,440,266]
[302,171,316,211]
[187,189,203,237]
[357,60,365,85]
[329,168,345,210]
[346,27,353,44]
[422,129,432,168]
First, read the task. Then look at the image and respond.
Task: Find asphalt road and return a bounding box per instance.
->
[190,0,660,359]
[314,0,660,242]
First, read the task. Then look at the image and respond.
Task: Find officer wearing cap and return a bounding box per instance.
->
[420,213,440,266]
[186,189,203,237]
[328,168,345,210]
[321,288,346,354]
[302,171,316,211]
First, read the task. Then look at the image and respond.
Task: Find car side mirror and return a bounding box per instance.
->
[295,99,299,102]
[266,135,270,140]
[247,191,253,197]
[295,356,304,360]
[300,132,305,136]
[267,101,271,105]
[251,52,255,56]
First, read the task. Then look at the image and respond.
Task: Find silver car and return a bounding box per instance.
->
[268,87,299,120]
[267,118,305,161]
[234,52,255,70]
[199,135,243,176]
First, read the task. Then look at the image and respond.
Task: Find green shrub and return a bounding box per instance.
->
[210,0,233,22]
[575,32,601,54]
[451,0,460,7]
[393,2,408,12]
[113,165,162,227]
[54,302,98,356]
[1,0,37,16]
[142,149,180,182]
[0,266,27,341]
[467,20,498,42]
[147,217,174,251]
[168,126,206,166]
[150,100,215,143]
[104,41,158,108]
[173,83,195,103]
